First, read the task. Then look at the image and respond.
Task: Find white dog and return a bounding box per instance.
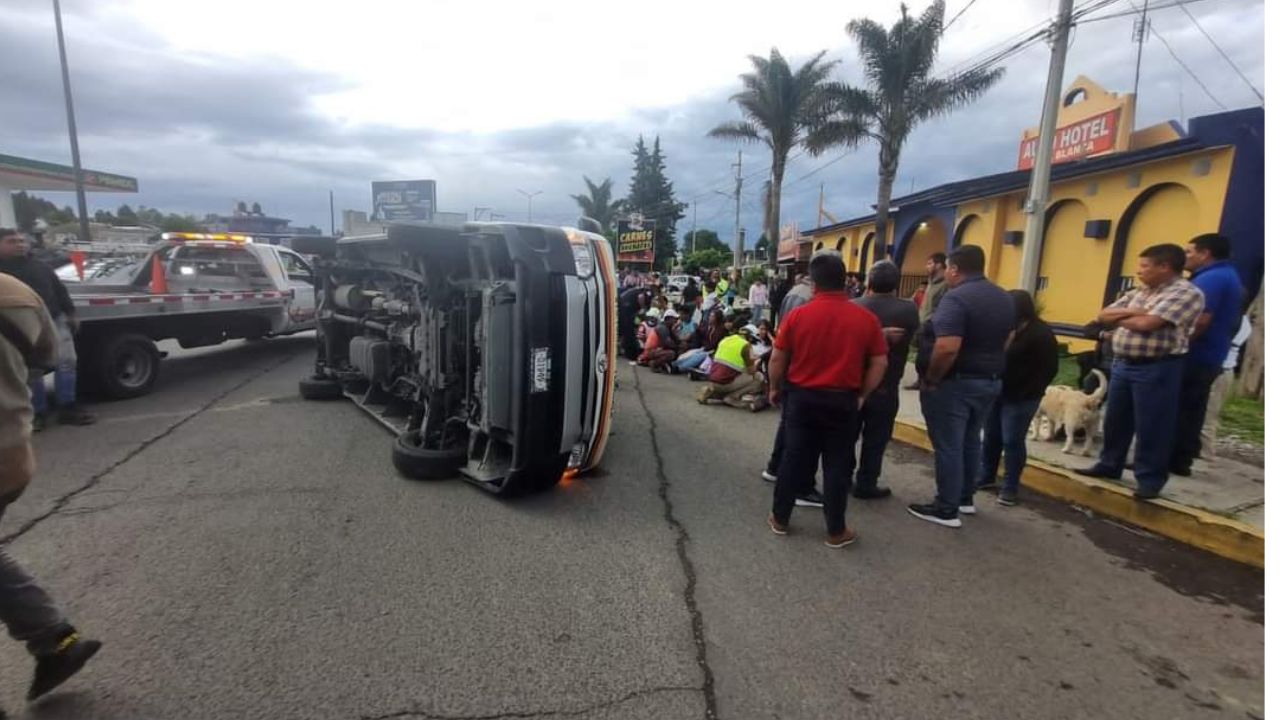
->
[1030,370,1108,456]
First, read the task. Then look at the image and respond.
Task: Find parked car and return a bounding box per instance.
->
[298,221,618,496]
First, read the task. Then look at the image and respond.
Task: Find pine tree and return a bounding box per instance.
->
[624,135,686,268]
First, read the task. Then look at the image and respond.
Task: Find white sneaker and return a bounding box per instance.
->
[959,504,977,515]
[761,470,777,483]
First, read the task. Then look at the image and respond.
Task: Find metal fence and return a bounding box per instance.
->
[897,273,930,300]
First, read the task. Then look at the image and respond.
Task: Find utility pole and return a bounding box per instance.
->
[328,190,335,235]
[731,150,743,269]
[1018,0,1075,293]
[515,189,541,223]
[1131,0,1151,100]
[690,199,697,253]
[52,0,90,245]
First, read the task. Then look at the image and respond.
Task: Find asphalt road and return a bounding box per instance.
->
[0,338,1262,719]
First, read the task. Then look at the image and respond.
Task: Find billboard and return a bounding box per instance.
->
[616,215,656,265]
[372,180,437,221]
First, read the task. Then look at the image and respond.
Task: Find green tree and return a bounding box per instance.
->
[681,229,727,255]
[160,214,203,232]
[709,48,839,265]
[93,209,117,225]
[682,248,733,275]
[115,204,139,225]
[11,191,68,231]
[570,176,625,232]
[624,136,686,268]
[815,1,1005,258]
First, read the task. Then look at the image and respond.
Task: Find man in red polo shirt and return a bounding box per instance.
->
[767,252,888,548]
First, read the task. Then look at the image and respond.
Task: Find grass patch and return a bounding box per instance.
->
[1220,392,1264,445]
[1053,352,1081,388]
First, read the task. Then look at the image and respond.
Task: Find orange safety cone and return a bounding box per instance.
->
[149,254,169,294]
[70,251,86,281]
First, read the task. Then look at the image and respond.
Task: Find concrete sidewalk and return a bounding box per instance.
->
[895,366,1264,566]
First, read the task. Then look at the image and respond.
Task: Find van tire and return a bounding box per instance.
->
[95,333,160,399]
[299,375,343,401]
[392,432,466,480]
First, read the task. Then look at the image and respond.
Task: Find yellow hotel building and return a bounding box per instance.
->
[800,78,1263,352]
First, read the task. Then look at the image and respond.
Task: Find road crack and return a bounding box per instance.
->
[2,349,304,545]
[360,685,700,720]
[631,367,720,720]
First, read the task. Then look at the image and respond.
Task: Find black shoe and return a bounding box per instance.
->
[31,414,47,433]
[28,632,101,700]
[852,486,892,500]
[907,503,961,528]
[974,479,998,491]
[1133,488,1161,500]
[795,491,824,508]
[56,407,96,426]
[997,491,1019,506]
[1168,465,1192,477]
[1076,465,1122,480]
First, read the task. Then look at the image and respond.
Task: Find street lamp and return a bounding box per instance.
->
[516,189,542,223]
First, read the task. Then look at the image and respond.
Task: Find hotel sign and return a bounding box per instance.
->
[1018,108,1122,170]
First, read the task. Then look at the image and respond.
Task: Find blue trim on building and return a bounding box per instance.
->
[1187,107,1265,302]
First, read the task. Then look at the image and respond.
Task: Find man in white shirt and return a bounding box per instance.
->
[1199,316,1252,458]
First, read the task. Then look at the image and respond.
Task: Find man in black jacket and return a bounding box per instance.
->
[0,229,94,429]
[851,261,919,499]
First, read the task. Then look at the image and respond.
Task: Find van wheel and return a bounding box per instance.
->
[392,432,466,480]
[298,375,343,400]
[95,333,160,399]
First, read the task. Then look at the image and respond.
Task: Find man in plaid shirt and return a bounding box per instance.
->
[1078,244,1204,498]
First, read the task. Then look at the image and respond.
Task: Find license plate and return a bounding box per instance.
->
[530,347,551,393]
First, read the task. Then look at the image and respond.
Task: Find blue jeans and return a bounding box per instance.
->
[674,350,709,373]
[1097,357,1184,494]
[921,376,1001,514]
[28,316,78,414]
[981,396,1042,495]
[751,304,765,323]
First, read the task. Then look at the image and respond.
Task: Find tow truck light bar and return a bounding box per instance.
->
[160,232,253,244]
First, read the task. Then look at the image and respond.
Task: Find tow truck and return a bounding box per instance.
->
[70,232,320,398]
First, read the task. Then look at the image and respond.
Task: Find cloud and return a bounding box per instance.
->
[0,0,1263,243]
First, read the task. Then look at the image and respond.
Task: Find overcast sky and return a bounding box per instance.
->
[0,0,1265,242]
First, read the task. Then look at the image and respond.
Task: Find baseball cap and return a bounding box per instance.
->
[662,309,679,320]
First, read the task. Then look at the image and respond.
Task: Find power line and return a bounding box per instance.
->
[1125,0,1227,110]
[943,0,980,31]
[1074,0,1214,23]
[1174,0,1263,103]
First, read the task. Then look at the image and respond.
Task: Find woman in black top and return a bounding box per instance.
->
[980,290,1059,505]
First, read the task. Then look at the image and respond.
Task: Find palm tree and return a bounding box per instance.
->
[570,176,625,232]
[709,49,840,265]
[819,1,1005,259]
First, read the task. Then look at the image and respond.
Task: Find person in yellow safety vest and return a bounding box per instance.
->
[703,269,730,303]
[696,320,765,411]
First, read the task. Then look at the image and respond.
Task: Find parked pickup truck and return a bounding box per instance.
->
[296,220,618,496]
[70,232,320,398]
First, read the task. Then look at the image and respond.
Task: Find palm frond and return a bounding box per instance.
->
[708,121,762,142]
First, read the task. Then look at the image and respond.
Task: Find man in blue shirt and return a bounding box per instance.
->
[1170,233,1245,476]
[910,246,1014,527]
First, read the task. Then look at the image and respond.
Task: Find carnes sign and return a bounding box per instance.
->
[1017,108,1121,170]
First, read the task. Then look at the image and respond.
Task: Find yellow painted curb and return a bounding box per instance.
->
[892,419,1264,569]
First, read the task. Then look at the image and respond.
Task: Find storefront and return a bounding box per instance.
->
[805,77,1263,352]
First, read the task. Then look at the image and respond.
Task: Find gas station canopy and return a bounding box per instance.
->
[0,153,138,193]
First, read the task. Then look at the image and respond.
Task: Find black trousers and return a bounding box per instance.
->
[853,387,900,490]
[766,393,819,494]
[772,388,859,534]
[1170,362,1221,471]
